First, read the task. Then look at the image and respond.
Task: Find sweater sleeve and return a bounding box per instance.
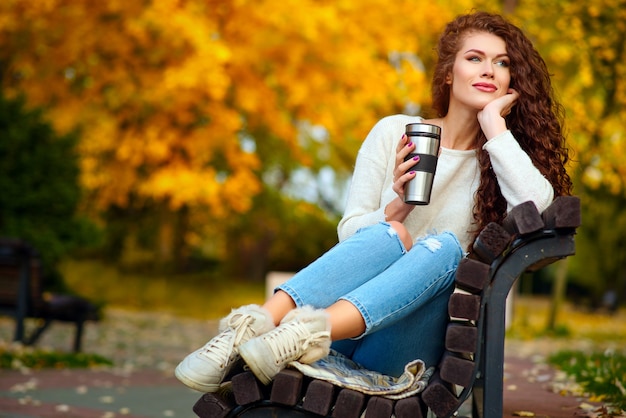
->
[337,116,401,242]
[483,130,554,213]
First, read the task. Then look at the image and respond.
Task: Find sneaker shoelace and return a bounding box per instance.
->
[264,320,327,365]
[198,313,254,367]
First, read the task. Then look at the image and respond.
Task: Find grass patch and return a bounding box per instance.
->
[59,258,266,319]
[548,349,626,412]
[508,296,626,344]
[508,296,626,414]
[0,343,113,370]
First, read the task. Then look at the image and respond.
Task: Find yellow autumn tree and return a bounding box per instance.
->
[515,0,626,195]
[0,0,484,265]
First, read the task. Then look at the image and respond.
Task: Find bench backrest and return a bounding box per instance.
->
[421,196,581,417]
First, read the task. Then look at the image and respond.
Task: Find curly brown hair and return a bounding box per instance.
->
[431,11,573,244]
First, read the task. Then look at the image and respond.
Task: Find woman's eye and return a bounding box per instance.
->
[496,59,510,67]
[468,56,481,62]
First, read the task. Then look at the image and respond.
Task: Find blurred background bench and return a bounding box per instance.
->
[0,238,100,352]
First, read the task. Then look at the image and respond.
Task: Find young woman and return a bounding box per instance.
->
[175,11,572,392]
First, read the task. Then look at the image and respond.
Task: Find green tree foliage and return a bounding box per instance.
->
[224,188,339,282]
[569,189,626,303]
[0,94,97,290]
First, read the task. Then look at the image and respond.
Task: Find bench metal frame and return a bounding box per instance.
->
[471,229,576,417]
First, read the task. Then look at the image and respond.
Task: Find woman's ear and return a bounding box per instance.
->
[445,73,453,84]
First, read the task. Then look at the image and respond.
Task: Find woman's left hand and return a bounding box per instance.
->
[477,88,519,139]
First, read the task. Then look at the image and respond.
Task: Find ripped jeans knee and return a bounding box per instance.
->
[386,220,413,251]
[416,236,443,252]
[414,230,462,253]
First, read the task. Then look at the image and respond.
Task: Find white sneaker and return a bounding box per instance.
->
[238,305,331,385]
[175,304,274,392]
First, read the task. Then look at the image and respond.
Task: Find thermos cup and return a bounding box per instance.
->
[403,123,441,205]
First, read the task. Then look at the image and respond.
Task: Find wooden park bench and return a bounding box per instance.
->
[191,196,581,418]
[0,238,100,353]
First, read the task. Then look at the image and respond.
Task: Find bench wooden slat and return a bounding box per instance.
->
[270,369,303,406]
[445,322,478,354]
[471,222,512,263]
[394,396,427,418]
[364,396,394,418]
[439,352,475,388]
[232,371,264,406]
[502,200,544,235]
[541,196,582,229]
[454,258,490,294]
[331,388,367,418]
[420,373,459,418]
[302,379,335,416]
[192,393,235,418]
[448,293,481,321]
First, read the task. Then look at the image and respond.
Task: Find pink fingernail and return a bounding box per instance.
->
[409,171,416,175]
[413,155,420,161]
[406,142,413,147]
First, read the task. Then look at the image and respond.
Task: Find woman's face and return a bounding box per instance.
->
[447,31,511,111]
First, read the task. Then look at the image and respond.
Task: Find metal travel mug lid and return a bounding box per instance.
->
[406,123,441,136]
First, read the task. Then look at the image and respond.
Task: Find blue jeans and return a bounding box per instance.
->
[276,222,463,376]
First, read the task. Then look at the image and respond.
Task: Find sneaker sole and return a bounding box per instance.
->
[174,365,221,392]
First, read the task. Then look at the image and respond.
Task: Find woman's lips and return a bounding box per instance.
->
[473,83,497,92]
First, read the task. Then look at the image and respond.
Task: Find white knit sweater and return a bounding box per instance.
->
[337,114,554,250]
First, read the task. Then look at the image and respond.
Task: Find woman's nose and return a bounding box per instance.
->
[482,62,494,78]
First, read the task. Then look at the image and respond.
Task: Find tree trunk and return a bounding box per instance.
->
[546,258,569,331]
[157,204,190,272]
[158,213,173,264]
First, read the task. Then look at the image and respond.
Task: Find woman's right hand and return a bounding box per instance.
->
[392,134,419,199]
